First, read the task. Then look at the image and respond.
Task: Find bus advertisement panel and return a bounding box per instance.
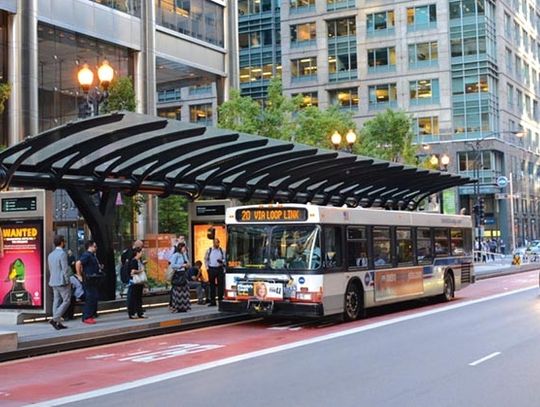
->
[0,219,44,309]
[375,267,424,302]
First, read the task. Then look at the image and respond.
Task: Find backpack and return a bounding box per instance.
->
[120,249,132,284]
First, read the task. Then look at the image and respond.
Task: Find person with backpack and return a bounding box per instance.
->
[120,240,143,318]
[205,238,225,306]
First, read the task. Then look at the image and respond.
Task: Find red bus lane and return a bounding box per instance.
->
[1,270,538,406]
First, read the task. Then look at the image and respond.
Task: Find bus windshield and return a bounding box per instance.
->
[227,225,321,271]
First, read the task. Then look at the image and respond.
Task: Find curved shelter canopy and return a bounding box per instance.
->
[0,111,471,210]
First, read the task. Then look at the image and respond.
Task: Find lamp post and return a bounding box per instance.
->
[331,129,357,152]
[426,153,450,213]
[77,60,115,118]
[466,130,524,255]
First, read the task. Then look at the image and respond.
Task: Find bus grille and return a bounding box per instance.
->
[461,264,472,284]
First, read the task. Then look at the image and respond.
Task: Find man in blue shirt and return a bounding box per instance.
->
[76,240,101,324]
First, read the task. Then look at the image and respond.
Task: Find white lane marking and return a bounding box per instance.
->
[26,285,536,407]
[469,352,501,366]
[85,354,116,360]
[117,344,223,363]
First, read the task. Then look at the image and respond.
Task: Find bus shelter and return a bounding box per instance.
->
[0,112,471,300]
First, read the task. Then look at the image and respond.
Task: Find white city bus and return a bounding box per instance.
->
[219,204,474,320]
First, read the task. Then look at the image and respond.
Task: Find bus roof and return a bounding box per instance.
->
[226,204,472,228]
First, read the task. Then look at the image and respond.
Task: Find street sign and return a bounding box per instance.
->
[496,176,509,188]
[495,193,509,200]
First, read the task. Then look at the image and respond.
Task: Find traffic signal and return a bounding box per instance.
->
[479,198,485,225]
[473,204,479,216]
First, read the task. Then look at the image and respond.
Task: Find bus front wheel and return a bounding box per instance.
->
[344,282,364,321]
[440,272,455,302]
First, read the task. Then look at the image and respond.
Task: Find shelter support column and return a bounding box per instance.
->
[66,187,118,301]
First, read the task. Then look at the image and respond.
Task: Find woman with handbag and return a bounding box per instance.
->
[127,247,148,319]
[169,242,191,312]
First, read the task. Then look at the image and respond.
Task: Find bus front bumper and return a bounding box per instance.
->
[219,300,324,317]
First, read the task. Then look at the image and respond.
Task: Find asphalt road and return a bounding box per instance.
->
[64,287,540,407]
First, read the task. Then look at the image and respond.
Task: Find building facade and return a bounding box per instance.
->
[280,0,540,249]
[238,0,281,102]
[0,0,238,247]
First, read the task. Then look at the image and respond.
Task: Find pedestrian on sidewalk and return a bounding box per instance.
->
[76,240,102,325]
[499,239,506,255]
[169,242,191,312]
[205,238,226,306]
[47,235,70,330]
[127,247,147,319]
[121,240,144,317]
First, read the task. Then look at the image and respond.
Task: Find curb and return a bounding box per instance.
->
[475,263,540,280]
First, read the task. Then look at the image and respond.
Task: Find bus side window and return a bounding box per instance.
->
[451,228,464,256]
[372,227,391,267]
[434,228,450,257]
[323,226,342,268]
[416,227,432,264]
[347,226,368,267]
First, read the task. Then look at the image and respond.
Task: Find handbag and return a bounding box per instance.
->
[171,269,187,286]
[165,265,175,282]
[132,270,148,285]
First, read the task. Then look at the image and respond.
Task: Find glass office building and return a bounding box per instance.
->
[280,0,540,247]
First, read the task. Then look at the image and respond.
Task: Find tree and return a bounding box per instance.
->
[295,105,357,148]
[358,109,416,164]
[158,195,189,235]
[101,76,136,113]
[258,78,300,141]
[217,88,260,134]
[0,82,10,114]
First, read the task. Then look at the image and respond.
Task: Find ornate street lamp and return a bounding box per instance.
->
[331,129,357,153]
[77,60,115,117]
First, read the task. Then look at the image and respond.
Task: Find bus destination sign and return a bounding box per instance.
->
[236,208,308,222]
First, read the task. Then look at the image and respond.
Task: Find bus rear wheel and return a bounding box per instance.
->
[344,282,363,321]
[440,272,455,302]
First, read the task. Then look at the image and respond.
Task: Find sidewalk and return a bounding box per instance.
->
[0,302,247,362]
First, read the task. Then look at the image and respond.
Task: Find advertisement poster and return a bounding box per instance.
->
[143,234,176,286]
[0,219,44,309]
[193,224,226,281]
[237,281,283,300]
[375,267,424,302]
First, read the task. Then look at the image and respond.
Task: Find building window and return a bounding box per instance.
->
[368,83,397,108]
[189,103,213,125]
[293,92,319,107]
[328,29,357,82]
[38,23,133,132]
[158,107,182,121]
[326,0,356,12]
[90,0,141,16]
[505,48,512,72]
[408,42,438,68]
[414,116,439,138]
[327,17,356,38]
[452,75,489,94]
[239,30,273,49]
[507,83,514,109]
[366,10,395,37]
[238,0,271,16]
[291,22,316,46]
[156,0,224,47]
[407,4,437,31]
[329,88,359,110]
[291,57,317,82]
[458,151,493,171]
[449,0,485,19]
[410,79,439,105]
[367,47,396,73]
[290,0,315,12]
[157,88,181,103]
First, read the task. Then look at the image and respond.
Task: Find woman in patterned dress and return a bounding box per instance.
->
[169,242,191,312]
